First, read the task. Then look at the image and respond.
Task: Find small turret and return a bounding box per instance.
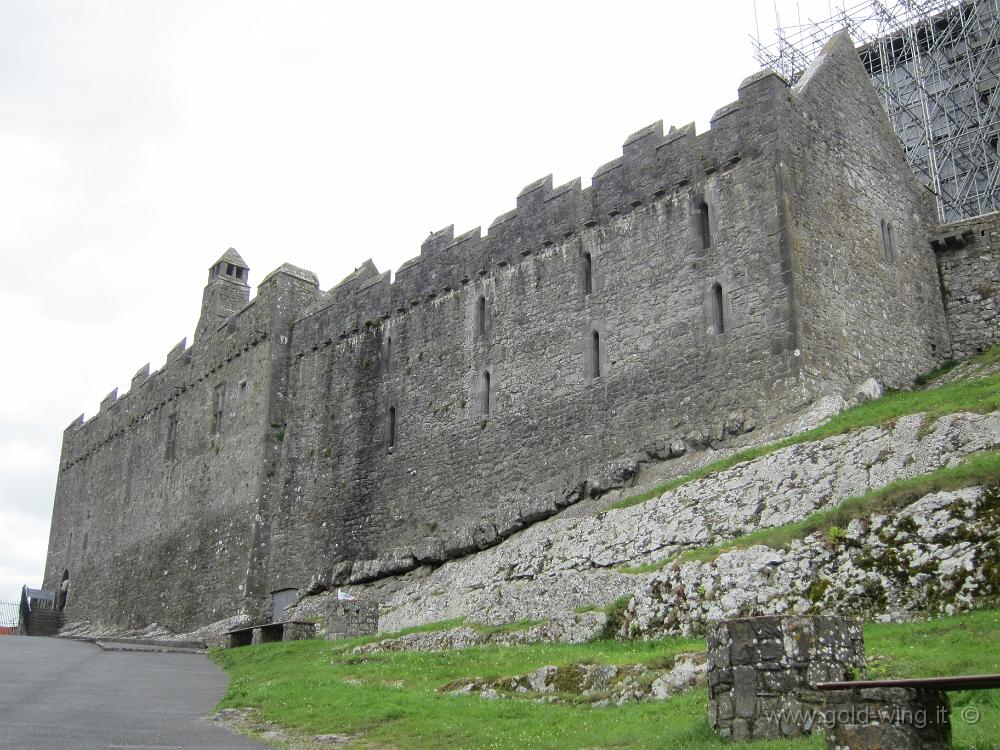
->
[197,248,251,340]
[208,247,250,283]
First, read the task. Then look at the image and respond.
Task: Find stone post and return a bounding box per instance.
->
[707,615,865,741]
[323,599,379,640]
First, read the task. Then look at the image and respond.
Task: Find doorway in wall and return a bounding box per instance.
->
[271,588,298,622]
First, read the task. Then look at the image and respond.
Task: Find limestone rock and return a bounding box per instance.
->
[331,411,1000,635]
[622,485,998,638]
[788,395,847,433]
[441,654,706,705]
[853,377,884,404]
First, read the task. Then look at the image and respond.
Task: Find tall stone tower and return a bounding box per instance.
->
[197,248,250,340]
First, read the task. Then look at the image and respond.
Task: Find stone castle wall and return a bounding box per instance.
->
[934,212,1000,360]
[42,33,978,632]
[265,70,806,589]
[43,266,322,629]
[783,33,950,387]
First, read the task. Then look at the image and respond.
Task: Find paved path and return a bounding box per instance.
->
[0,636,268,749]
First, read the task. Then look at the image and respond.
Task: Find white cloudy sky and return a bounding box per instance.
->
[0,0,841,606]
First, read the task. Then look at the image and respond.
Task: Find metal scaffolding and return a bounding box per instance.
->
[752,0,1000,222]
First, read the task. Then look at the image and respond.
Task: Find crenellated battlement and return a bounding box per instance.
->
[289,68,790,341]
[60,300,274,466]
[61,67,794,461]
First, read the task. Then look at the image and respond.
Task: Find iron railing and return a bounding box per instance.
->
[0,599,20,635]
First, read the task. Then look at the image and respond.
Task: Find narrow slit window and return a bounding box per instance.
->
[882,219,897,264]
[239,379,248,401]
[476,296,487,338]
[482,370,491,416]
[583,253,593,296]
[211,382,226,435]
[711,283,725,335]
[385,337,392,375]
[591,331,601,378]
[698,197,711,249]
[388,406,396,450]
[165,412,178,460]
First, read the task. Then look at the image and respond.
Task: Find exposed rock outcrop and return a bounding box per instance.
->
[440,653,707,706]
[351,613,607,653]
[286,411,1000,634]
[622,485,1000,638]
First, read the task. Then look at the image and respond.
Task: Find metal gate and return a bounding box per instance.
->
[0,600,19,635]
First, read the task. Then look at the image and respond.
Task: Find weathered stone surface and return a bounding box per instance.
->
[323,411,998,633]
[441,652,706,706]
[853,378,884,404]
[622,484,1000,638]
[823,687,951,749]
[935,214,1000,360]
[281,622,317,641]
[707,615,865,740]
[61,407,1000,644]
[351,613,607,653]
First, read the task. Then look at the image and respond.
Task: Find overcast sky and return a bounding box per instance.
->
[0,0,843,607]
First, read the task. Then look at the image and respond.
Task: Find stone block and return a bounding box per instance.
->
[322,599,379,640]
[283,621,317,641]
[823,687,950,750]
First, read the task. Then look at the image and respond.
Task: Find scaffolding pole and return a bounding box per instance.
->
[751,0,1000,222]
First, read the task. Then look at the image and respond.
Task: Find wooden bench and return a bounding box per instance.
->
[816,674,1000,691]
[224,620,317,648]
[815,674,1000,749]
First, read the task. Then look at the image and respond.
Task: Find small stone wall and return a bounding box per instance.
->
[707,615,865,741]
[824,687,951,749]
[280,621,317,641]
[323,599,378,640]
[934,213,1000,360]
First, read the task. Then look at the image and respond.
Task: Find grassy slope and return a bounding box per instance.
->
[606,344,1000,512]
[212,610,1000,749]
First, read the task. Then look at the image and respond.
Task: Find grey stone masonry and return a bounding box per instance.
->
[933,211,1000,360]
[43,30,970,635]
[706,615,865,741]
[23,609,64,637]
[280,621,318,642]
[323,600,378,640]
[823,687,950,750]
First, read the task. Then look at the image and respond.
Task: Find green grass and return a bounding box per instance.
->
[617,449,1000,575]
[360,617,466,642]
[606,345,1000,512]
[865,610,1000,749]
[212,610,1000,749]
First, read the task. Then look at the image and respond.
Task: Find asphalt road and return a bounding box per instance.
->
[0,636,267,749]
